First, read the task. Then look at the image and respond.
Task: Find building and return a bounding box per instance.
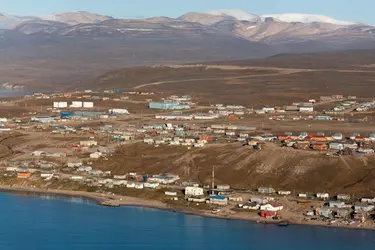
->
[53,102,68,108]
[109,109,130,115]
[318,207,332,218]
[361,198,375,204]
[335,209,350,218]
[165,191,177,196]
[317,193,330,199]
[354,204,375,212]
[337,194,351,201]
[208,195,228,206]
[278,191,291,196]
[90,152,102,159]
[260,203,284,212]
[80,141,98,147]
[83,102,94,108]
[147,173,180,184]
[299,106,314,113]
[31,116,58,123]
[328,201,346,208]
[17,172,31,178]
[185,187,204,197]
[216,184,231,190]
[258,187,275,194]
[149,102,190,110]
[329,142,344,150]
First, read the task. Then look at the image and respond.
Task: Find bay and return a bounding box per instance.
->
[0,193,374,250]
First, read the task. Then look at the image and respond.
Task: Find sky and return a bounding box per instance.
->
[1,0,374,24]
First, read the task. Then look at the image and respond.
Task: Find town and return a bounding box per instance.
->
[0,89,374,229]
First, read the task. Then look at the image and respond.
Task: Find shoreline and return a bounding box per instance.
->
[0,185,374,232]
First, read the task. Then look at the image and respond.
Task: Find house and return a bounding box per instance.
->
[260,211,279,218]
[335,209,350,218]
[17,172,31,178]
[67,162,83,168]
[298,193,308,198]
[318,207,332,218]
[113,175,127,180]
[337,194,351,201]
[250,197,268,205]
[229,196,243,202]
[329,142,344,150]
[278,191,291,196]
[332,133,343,140]
[260,203,284,212]
[258,187,275,194]
[113,180,127,186]
[311,143,328,151]
[316,193,330,199]
[328,201,346,208]
[90,152,102,159]
[187,197,206,203]
[241,202,260,210]
[208,195,228,206]
[144,182,160,189]
[361,198,375,204]
[299,106,314,113]
[135,183,144,189]
[165,191,178,196]
[31,151,45,157]
[216,184,231,190]
[126,182,135,188]
[185,187,204,197]
[80,141,98,147]
[70,176,85,181]
[354,204,374,212]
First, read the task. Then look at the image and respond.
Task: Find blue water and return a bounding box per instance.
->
[0,193,374,250]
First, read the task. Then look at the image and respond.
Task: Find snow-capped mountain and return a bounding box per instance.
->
[205,9,358,25]
[205,9,261,22]
[261,13,357,25]
[37,11,112,25]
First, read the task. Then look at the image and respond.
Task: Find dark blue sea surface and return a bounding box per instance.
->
[0,193,374,250]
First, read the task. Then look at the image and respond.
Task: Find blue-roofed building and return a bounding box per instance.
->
[149,102,190,110]
[209,195,228,206]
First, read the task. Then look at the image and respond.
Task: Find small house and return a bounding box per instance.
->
[318,207,332,218]
[337,194,351,201]
[165,191,178,196]
[354,204,375,212]
[335,209,350,218]
[328,201,346,208]
[278,190,291,196]
[258,187,275,194]
[316,193,330,199]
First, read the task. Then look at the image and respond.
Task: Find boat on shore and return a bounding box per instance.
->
[100,201,120,207]
[278,221,289,226]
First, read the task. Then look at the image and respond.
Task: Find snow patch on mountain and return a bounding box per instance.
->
[261,13,357,25]
[206,9,261,22]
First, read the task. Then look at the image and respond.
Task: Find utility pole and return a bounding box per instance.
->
[211,165,215,195]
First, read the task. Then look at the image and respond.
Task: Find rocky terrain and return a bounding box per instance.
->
[0,10,374,89]
[95,142,375,196]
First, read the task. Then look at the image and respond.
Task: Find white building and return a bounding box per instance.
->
[144,182,160,189]
[70,101,83,108]
[53,102,68,108]
[165,191,177,196]
[83,102,94,108]
[80,141,98,147]
[90,152,102,159]
[135,183,144,189]
[278,190,291,196]
[260,203,284,212]
[185,187,204,197]
[299,106,314,113]
[109,109,130,115]
[316,193,330,199]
